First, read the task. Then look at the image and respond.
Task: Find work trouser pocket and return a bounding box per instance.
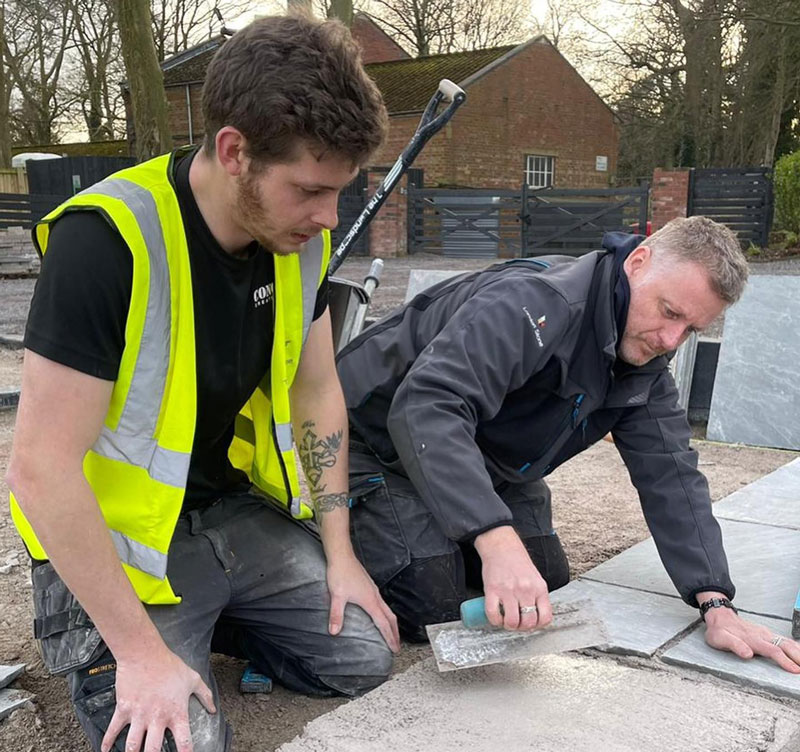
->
[32,562,105,676]
[348,473,411,588]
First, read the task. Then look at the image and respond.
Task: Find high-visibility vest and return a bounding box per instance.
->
[10,152,330,604]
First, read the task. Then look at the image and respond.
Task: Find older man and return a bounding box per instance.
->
[337,216,800,673]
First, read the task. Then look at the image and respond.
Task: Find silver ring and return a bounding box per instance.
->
[772,635,785,647]
[519,605,538,615]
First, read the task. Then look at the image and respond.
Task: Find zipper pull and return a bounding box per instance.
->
[572,394,585,427]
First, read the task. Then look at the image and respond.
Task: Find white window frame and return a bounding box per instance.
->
[524,154,555,188]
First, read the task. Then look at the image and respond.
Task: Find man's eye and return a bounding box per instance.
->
[665,307,678,319]
[300,187,321,196]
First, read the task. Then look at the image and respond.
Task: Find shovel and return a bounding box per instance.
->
[426,596,608,672]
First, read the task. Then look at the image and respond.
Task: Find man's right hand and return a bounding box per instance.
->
[474,525,553,631]
[102,645,216,752]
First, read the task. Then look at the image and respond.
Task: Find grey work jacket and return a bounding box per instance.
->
[336,242,734,605]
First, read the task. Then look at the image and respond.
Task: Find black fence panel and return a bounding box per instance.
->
[687,167,774,248]
[0,192,65,229]
[27,156,135,196]
[331,169,368,256]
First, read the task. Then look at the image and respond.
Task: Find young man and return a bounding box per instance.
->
[7,14,398,752]
[337,216,800,673]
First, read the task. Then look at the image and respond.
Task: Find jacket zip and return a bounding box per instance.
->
[519,393,585,475]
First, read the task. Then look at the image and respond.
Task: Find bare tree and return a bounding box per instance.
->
[3,0,75,144]
[0,2,11,166]
[366,0,527,57]
[67,0,125,141]
[151,0,250,61]
[113,0,172,160]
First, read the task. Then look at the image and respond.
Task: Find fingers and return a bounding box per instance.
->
[759,636,800,674]
[329,593,346,636]
[535,592,553,628]
[143,725,167,752]
[193,677,217,715]
[170,719,194,752]
[484,592,504,628]
[382,599,401,652]
[102,709,130,752]
[370,600,401,653]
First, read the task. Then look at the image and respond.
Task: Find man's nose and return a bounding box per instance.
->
[312,195,339,230]
[662,323,689,351]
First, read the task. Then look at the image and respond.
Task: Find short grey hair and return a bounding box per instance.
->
[644,216,749,304]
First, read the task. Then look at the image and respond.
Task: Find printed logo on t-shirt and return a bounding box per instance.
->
[253,283,274,309]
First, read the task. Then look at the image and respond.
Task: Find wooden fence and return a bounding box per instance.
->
[0,168,29,194]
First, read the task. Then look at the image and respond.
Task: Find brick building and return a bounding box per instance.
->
[127,18,618,191]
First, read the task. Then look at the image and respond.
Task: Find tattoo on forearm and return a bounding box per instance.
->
[297,420,343,493]
[313,492,348,515]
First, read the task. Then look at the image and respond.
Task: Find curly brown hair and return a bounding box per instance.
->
[201,13,387,167]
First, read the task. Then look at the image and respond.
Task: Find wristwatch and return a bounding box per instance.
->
[699,597,738,621]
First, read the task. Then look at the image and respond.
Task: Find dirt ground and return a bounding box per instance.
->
[0,254,798,751]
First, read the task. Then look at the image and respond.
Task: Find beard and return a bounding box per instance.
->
[235,169,296,256]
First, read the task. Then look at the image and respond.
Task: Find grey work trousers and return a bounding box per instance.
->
[348,446,570,642]
[31,493,393,751]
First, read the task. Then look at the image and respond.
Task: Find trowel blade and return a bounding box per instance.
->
[426,597,608,672]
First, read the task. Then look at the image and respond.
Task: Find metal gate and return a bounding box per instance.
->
[27,156,135,196]
[408,184,650,258]
[687,167,774,248]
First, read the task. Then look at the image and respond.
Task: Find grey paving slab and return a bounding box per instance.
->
[0,664,24,690]
[707,276,800,450]
[551,579,697,657]
[663,613,800,700]
[277,654,800,752]
[403,269,463,303]
[0,688,33,722]
[715,458,800,529]
[582,517,800,620]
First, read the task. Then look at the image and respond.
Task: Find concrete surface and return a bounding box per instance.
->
[708,276,800,450]
[715,458,800,529]
[582,517,800,621]
[278,655,800,752]
[551,580,697,657]
[664,613,800,699]
[0,665,24,691]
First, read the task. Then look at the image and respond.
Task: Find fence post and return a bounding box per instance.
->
[639,181,650,235]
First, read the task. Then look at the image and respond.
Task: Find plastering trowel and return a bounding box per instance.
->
[426,596,608,672]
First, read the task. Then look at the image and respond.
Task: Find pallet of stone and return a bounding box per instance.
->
[0,665,32,724]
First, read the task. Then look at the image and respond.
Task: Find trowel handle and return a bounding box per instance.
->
[460,596,490,629]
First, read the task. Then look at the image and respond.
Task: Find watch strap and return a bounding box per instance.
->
[699,597,738,621]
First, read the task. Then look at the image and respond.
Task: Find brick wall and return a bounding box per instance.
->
[366,169,410,257]
[166,84,205,147]
[372,39,618,190]
[651,169,690,231]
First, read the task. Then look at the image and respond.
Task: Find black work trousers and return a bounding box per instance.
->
[349,445,571,642]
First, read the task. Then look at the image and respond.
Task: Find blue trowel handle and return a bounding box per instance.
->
[460,596,491,629]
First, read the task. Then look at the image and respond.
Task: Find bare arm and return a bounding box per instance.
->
[290,309,399,652]
[6,351,213,752]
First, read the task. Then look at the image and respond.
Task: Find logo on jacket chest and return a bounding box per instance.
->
[522,306,545,348]
[253,283,274,309]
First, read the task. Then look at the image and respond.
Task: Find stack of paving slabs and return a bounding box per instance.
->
[0,664,33,722]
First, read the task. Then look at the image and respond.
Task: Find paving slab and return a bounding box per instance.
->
[0,664,24,690]
[582,517,800,620]
[551,579,697,657]
[715,458,800,529]
[277,654,800,752]
[403,269,463,303]
[707,276,800,450]
[663,613,800,700]
[0,688,33,722]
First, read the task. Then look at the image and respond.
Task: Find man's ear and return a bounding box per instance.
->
[215,127,248,177]
[623,244,652,282]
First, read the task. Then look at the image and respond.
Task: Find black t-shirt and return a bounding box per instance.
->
[25,149,329,509]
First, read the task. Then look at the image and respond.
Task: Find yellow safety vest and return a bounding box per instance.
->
[10,152,330,604]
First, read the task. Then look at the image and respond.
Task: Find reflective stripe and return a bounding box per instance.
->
[109,529,167,580]
[275,422,293,452]
[300,235,325,346]
[86,179,190,489]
